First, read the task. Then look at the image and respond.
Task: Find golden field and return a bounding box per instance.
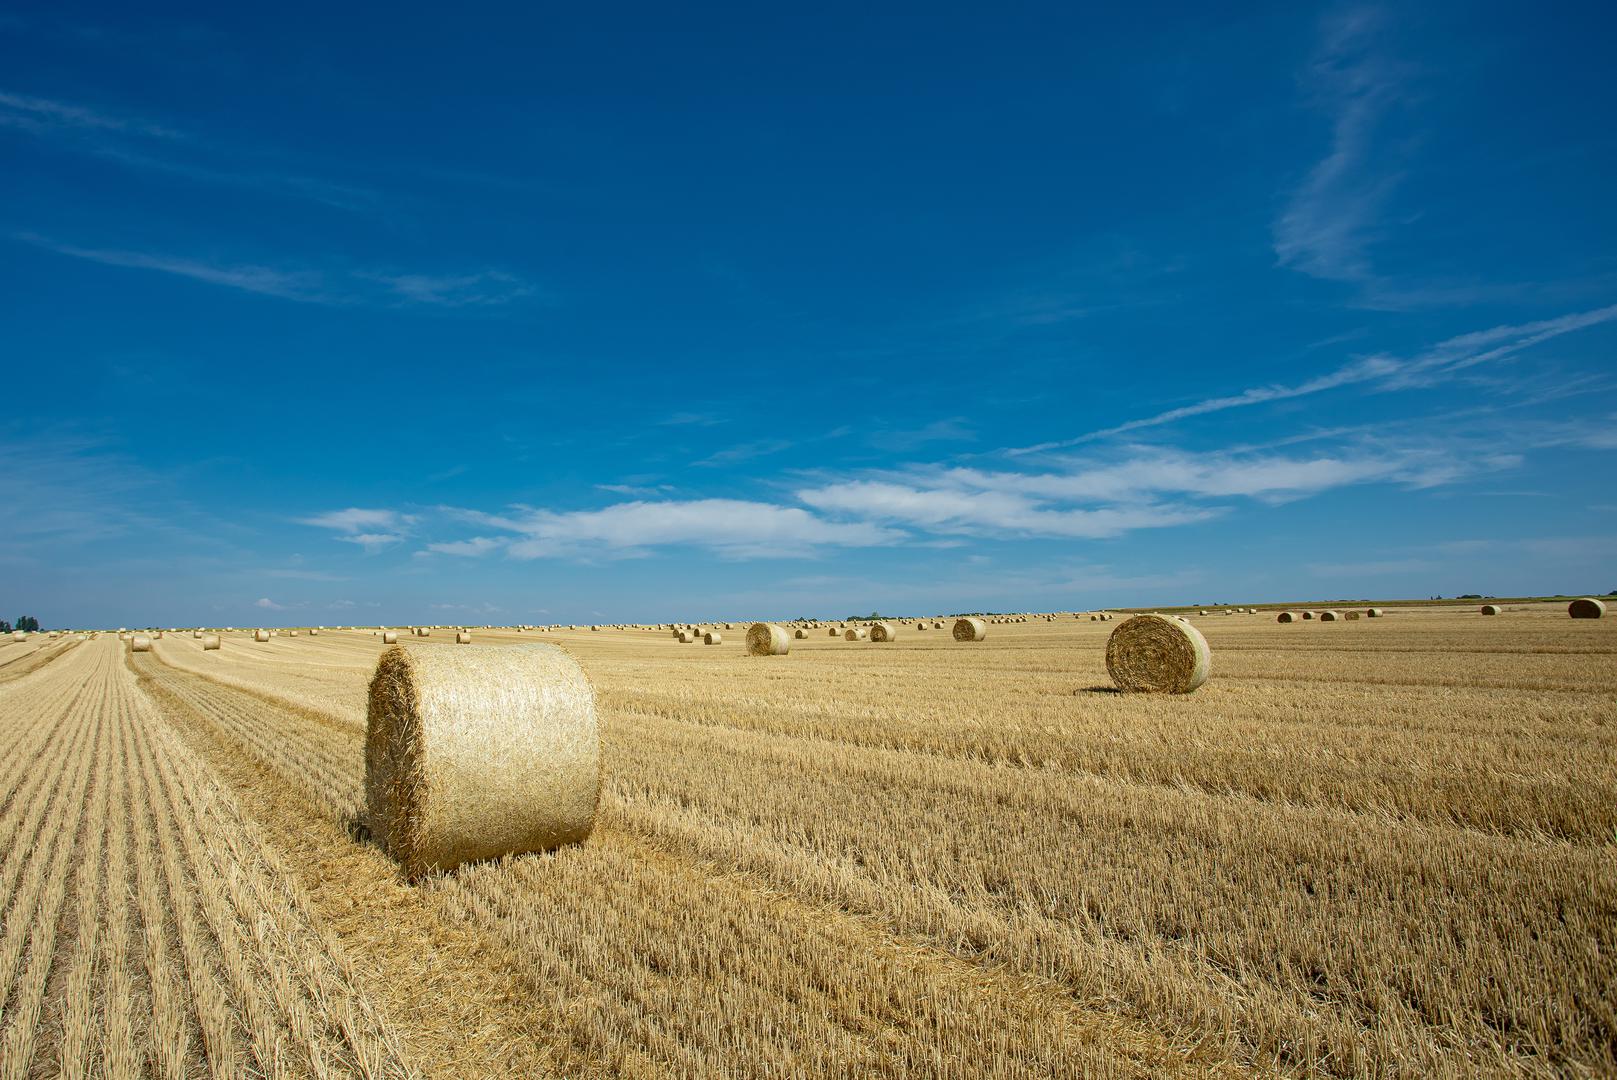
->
[0,605,1612,1078]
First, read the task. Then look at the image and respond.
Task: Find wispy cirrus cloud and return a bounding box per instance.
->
[1273,7,1409,283]
[0,89,181,138]
[1009,302,1617,452]
[297,507,416,552]
[20,234,536,308]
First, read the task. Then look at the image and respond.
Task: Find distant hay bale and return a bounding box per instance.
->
[131,634,152,652]
[418,628,431,637]
[202,635,220,651]
[310,628,320,636]
[193,630,202,639]
[1480,605,1501,616]
[457,631,472,644]
[1344,612,1361,620]
[843,628,868,641]
[952,617,987,642]
[747,623,790,655]
[794,628,809,639]
[869,622,898,642]
[1277,611,1296,623]
[671,629,684,639]
[1366,608,1384,617]
[933,621,944,629]
[828,627,841,637]
[254,629,271,642]
[383,631,399,645]
[1319,610,1340,622]
[678,631,695,643]
[1300,611,1315,621]
[1106,614,1211,694]
[703,631,723,645]
[365,642,600,877]
[1569,598,1606,619]
[915,622,927,630]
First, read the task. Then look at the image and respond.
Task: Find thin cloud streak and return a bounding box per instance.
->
[1009,303,1617,453]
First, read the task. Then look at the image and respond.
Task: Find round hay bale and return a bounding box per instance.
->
[1300,611,1315,621]
[1105,614,1211,694]
[383,631,399,645]
[131,634,152,653]
[843,627,867,641]
[1344,611,1361,621]
[678,631,695,643]
[1366,608,1383,617]
[952,617,987,642]
[671,629,684,639]
[794,628,809,639]
[747,623,790,655]
[933,621,944,629]
[1277,611,1296,623]
[1569,598,1606,619]
[193,630,203,639]
[254,629,271,642]
[290,630,300,637]
[1319,610,1340,622]
[456,631,472,644]
[418,628,431,637]
[365,643,599,877]
[202,635,220,651]
[869,622,898,642]
[310,628,320,636]
[1480,605,1501,616]
[703,631,723,645]
[827,627,840,637]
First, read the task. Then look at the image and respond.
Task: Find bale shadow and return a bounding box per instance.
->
[1075,685,1121,695]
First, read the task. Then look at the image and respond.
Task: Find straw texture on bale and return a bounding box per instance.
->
[1480,605,1501,616]
[1345,611,1361,620]
[1319,611,1340,622]
[1277,611,1296,623]
[1569,597,1605,619]
[131,634,151,652]
[869,622,898,642]
[1105,614,1211,694]
[365,643,600,877]
[746,623,791,656]
[383,631,398,645]
[952,617,987,642]
[254,629,271,642]
[844,628,867,641]
[457,631,473,644]
[703,631,723,645]
[202,635,220,651]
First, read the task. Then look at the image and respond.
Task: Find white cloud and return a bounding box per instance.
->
[299,507,414,533]
[424,536,506,557]
[253,597,283,610]
[445,498,904,560]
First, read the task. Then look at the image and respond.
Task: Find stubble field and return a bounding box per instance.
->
[0,605,1612,1078]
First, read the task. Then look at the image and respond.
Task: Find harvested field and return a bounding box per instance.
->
[2,603,1614,1078]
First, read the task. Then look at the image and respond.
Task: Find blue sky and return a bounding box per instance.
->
[4,3,1615,627]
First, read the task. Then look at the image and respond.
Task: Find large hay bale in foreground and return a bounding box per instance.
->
[254,629,271,642]
[1106,614,1211,694]
[1277,611,1296,623]
[1569,598,1606,619]
[869,622,898,642]
[202,635,220,651]
[383,631,398,645]
[747,624,791,656]
[366,643,600,877]
[952,618,987,642]
[131,634,151,652]
[1480,605,1501,616]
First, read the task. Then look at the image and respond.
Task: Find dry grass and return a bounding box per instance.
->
[3,605,1613,1077]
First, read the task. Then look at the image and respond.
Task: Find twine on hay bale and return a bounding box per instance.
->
[952,617,987,642]
[843,627,868,641]
[1569,598,1605,619]
[457,631,473,644]
[365,642,600,877]
[202,635,220,651]
[255,629,271,642]
[869,622,898,642]
[1319,611,1340,622]
[131,634,152,652]
[703,631,723,645]
[1106,614,1211,694]
[1480,605,1501,616]
[1277,611,1296,623]
[747,623,791,656]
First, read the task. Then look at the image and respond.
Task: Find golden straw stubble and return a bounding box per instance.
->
[1105,613,1212,694]
[365,642,601,877]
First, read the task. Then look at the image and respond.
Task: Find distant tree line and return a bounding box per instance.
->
[4,616,40,633]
